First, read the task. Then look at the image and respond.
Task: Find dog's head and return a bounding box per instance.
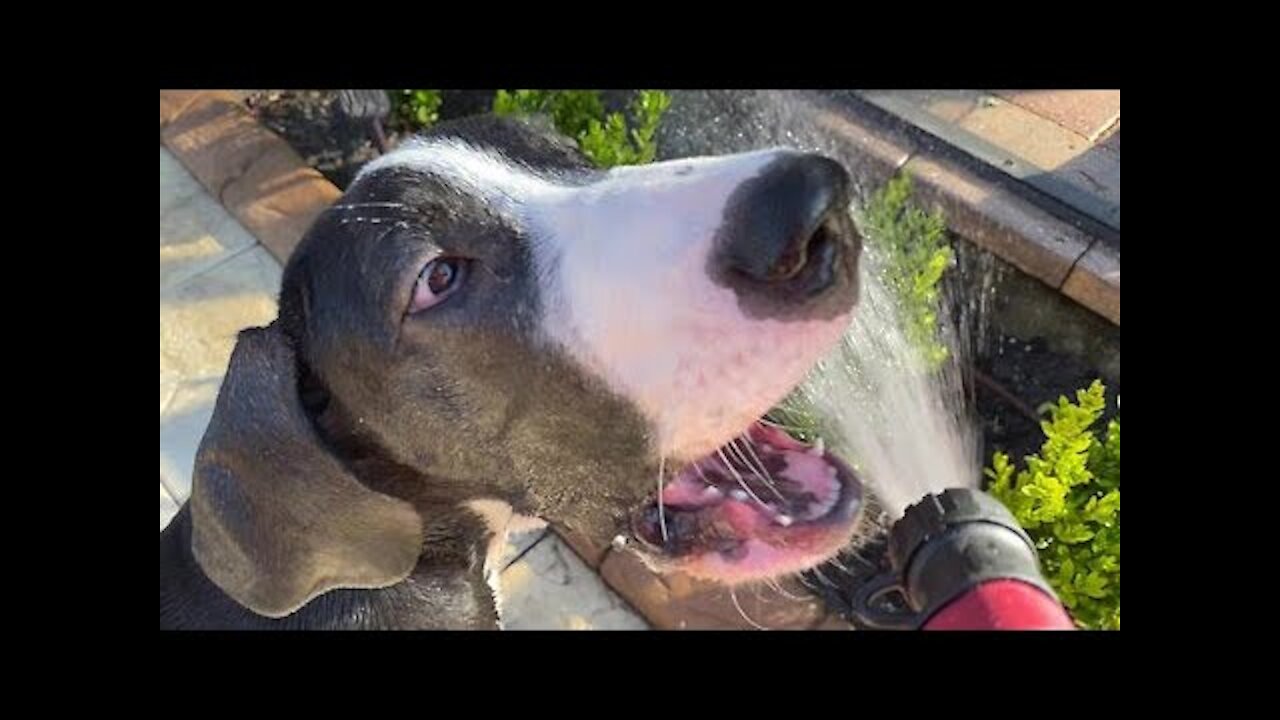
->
[190,114,865,617]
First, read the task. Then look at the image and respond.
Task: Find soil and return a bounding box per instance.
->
[245,90,403,190]
[245,90,639,190]
[240,89,1121,627]
[975,335,1120,465]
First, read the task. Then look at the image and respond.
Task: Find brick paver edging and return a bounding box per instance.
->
[160,90,340,265]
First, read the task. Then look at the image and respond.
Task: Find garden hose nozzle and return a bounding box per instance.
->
[849,487,1075,630]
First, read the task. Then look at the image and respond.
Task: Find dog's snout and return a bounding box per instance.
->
[713,153,860,314]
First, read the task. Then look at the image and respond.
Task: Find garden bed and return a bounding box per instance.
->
[241,89,1120,628]
[245,90,636,190]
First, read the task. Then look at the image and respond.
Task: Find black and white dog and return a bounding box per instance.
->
[159,114,864,629]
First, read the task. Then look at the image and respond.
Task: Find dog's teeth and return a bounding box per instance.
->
[730,489,749,501]
[809,437,826,456]
[702,486,724,499]
[611,534,628,550]
[775,514,794,527]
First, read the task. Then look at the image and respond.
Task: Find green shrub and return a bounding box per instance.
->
[392,90,443,129]
[860,173,954,369]
[986,380,1120,630]
[492,90,603,139]
[493,90,671,168]
[577,90,670,167]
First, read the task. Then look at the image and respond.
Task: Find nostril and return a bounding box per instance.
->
[803,225,841,296]
[766,214,841,282]
[767,236,809,282]
[713,152,860,310]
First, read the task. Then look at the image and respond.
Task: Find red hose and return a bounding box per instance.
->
[922,579,1075,630]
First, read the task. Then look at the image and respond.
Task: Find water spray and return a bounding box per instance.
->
[791,211,1074,630]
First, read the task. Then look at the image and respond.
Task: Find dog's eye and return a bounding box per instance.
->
[410,257,468,313]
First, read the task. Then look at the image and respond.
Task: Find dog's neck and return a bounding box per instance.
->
[296,359,508,563]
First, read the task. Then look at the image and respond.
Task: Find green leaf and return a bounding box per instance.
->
[492,90,671,169]
[857,173,954,371]
[392,89,441,130]
[986,379,1119,629]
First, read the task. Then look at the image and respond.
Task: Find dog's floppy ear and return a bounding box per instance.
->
[189,322,424,618]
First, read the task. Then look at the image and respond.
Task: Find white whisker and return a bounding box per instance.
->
[657,455,668,543]
[726,439,784,502]
[812,566,839,588]
[826,557,856,577]
[327,201,409,211]
[765,577,807,602]
[730,586,769,631]
[716,447,769,508]
[840,546,880,569]
[734,436,787,503]
[757,417,808,433]
[795,574,822,593]
[692,459,711,484]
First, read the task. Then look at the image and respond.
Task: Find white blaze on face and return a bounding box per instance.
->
[358,140,854,463]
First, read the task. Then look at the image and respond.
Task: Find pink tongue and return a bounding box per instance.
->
[656,482,771,535]
[656,424,839,522]
[775,450,840,507]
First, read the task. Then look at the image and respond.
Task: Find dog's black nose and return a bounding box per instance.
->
[713,152,860,312]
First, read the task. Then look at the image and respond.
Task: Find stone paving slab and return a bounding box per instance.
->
[861,89,986,124]
[500,534,648,630]
[959,97,1094,172]
[161,144,284,506]
[856,90,1120,236]
[160,148,259,293]
[159,245,282,500]
[161,482,180,530]
[957,96,1120,226]
[497,527,550,570]
[553,525,613,569]
[994,90,1120,140]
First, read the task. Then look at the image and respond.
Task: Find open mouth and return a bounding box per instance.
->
[630,421,862,584]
